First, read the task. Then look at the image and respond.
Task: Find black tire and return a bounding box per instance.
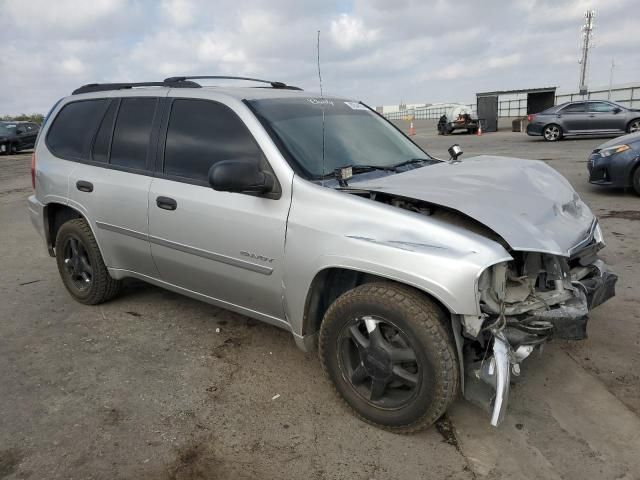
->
[55,218,121,305]
[9,143,18,154]
[627,119,640,134]
[543,124,562,141]
[632,166,640,196]
[319,282,459,433]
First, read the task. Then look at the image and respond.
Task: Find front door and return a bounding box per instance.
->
[148,97,290,324]
[587,102,626,132]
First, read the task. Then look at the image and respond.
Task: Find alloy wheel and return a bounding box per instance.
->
[629,120,640,133]
[62,236,93,291]
[338,315,421,409]
[544,125,560,141]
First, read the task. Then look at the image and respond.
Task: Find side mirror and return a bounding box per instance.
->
[15,128,24,134]
[613,107,622,114]
[209,159,274,194]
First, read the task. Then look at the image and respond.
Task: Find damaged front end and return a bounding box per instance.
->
[462,225,617,426]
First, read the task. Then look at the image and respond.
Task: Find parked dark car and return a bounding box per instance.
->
[588,131,640,195]
[527,100,640,142]
[0,121,40,154]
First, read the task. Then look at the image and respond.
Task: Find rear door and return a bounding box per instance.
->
[147,96,291,324]
[587,102,626,132]
[557,102,587,133]
[66,95,160,277]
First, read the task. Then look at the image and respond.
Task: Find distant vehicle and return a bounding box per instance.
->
[437,104,479,135]
[0,121,40,154]
[588,131,640,195]
[527,100,640,142]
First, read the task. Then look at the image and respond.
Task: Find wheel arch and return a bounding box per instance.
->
[627,117,640,133]
[44,202,93,256]
[300,266,453,346]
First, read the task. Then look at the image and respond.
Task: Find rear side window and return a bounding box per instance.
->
[47,99,108,159]
[163,99,263,182]
[91,100,118,163]
[110,98,157,170]
[561,103,586,113]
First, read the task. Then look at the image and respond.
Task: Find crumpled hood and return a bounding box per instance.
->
[353,155,595,256]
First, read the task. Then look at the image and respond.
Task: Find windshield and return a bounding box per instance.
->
[0,123,17,136]
[249,97,430,178]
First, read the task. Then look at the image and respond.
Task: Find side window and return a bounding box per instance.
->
[47,99,107,160]
[91,100,118,163]
[163,99,264,183]
[588,102,616,113]
[561,102,586,113]
[110,98,157,170]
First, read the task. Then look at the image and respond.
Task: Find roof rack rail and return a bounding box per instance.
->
[163,76,302,90]
[72,79,201,95]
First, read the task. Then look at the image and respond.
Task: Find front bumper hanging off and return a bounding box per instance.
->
[465,261,617,427]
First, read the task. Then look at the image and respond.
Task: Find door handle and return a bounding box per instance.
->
[556,114,562,118]
[76,180,93,192]
[588,114,595,117]
[156,196,177,211]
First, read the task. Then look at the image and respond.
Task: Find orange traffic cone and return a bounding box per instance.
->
[476,122,482,136]
[409,121,416,136]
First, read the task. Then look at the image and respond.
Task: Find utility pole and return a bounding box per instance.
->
[578,9,595,96]
[608,58,615,100]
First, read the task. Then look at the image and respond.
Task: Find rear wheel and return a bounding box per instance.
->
[55,218,121,304]
[10,143,18,154]
[543,124,562,141]
[627,119,640,134]
[319,282,458,433]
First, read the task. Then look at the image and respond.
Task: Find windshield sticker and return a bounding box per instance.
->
[307,98,334,106]
[344,102,368,111]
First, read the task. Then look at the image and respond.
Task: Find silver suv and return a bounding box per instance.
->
[29,76,617,432]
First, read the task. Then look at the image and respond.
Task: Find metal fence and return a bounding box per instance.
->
[385,104,476,120]
[555,84,640,108]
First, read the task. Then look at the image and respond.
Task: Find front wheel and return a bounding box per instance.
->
[628,119,640,134]
[319,283,459,433]
[543,124,562,141]
[55,218,121,305]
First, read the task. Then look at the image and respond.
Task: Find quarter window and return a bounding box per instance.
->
[46,99,108,160]
[163,99,264,183]
[110,98,157,170]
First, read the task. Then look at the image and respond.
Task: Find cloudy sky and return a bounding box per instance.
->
[1,0,638,115]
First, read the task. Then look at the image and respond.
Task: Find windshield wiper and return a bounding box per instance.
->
[391,158,435,169]
[318,164,396,187]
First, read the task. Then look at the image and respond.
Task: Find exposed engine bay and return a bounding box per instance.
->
[351,189,618,426]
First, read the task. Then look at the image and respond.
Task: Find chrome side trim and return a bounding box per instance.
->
[95,221,273,276]
[148,234,274,276]
[95,221,148,242]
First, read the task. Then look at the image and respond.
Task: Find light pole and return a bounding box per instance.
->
[608,58,615,100]
[578,10,595,96]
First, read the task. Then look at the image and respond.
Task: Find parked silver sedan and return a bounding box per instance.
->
[527,100,640,141]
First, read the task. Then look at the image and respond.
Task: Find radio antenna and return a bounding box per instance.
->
[318,30,326,186]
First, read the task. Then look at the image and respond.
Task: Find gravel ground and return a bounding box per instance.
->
[1,125,639,479]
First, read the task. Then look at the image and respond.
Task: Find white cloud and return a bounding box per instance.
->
[0,0,638,114]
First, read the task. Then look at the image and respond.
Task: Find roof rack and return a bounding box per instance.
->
[72,80,201,95]
[72,76,302,95]
[163,76,302,90]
